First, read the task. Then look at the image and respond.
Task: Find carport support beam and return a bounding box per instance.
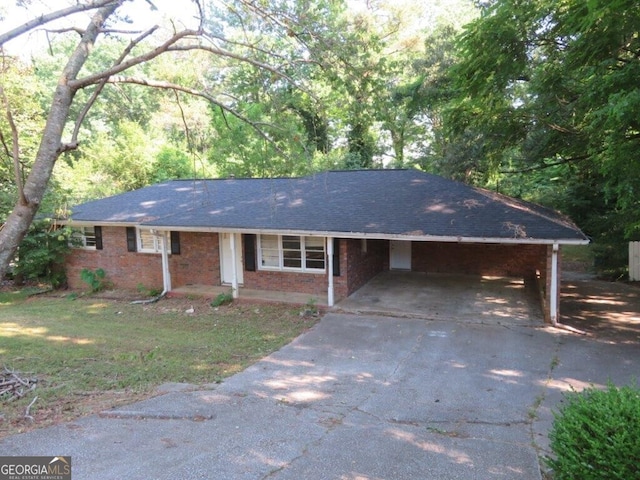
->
[327,237,334,307]
[550,243,559,326]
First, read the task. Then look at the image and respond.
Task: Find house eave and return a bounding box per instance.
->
[62,219,588,245]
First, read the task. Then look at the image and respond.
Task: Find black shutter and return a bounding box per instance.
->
[126,227,137,252]
[243,234,256,271]
[94,226,103,250]
[170,231,181,255]
[332,238,341,276]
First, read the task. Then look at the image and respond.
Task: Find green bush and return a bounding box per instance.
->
[80,268,108,292]
[546,382,640,479]
[211,292,233,307]
[13,220,73,288]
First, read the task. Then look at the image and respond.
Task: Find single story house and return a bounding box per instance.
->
[63,169,589,324]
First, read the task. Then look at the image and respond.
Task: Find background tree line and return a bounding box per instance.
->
[0,0,637,282]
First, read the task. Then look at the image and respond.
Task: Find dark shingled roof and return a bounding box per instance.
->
[68,169,588,243]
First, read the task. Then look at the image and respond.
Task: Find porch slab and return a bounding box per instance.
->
[169,284,328,307]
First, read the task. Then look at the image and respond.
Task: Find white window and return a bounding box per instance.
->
[258,235,325,272]
[137,228,168,254]
[71,226,96,249]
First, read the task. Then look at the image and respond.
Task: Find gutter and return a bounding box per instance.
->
[130,230,171,304]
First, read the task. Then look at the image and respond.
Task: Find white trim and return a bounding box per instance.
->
[62,221,589,245]
[70,226,97,249]
[257,234,326,273]
[550,243,559,326]
[159,232,172,293]
[327,237,334,307]
[137,227,170,254]
[230,233,239,299]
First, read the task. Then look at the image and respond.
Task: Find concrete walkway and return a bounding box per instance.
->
[3,306,639,479]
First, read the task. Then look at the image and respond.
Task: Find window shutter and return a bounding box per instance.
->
[243,234,256,271]
[333,238,341,276]
[126,227,137,252]
[94,226,103,250]
[170,231,181,255]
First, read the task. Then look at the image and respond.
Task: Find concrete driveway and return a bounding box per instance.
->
[2,277,639,479]
[3,296,639,479]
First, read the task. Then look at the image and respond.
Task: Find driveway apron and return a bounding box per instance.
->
[3,313,557,480]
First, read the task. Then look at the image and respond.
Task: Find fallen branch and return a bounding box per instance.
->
[24,396,38,422]
[1,368,38,403]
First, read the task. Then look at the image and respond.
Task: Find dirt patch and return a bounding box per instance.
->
[560,277,640,345]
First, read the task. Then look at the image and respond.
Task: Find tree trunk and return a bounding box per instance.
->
[0,3,120,281]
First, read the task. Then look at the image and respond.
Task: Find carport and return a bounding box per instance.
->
[336,270,544,325]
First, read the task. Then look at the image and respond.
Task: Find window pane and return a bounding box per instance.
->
[84,227,96,247]
[306,259,325,269]
[260,235,279,267]
[304,237,325,270]
[282,236,301,250]
[305,237,324,250]
[139,230,156,251]
[282,235,301,268]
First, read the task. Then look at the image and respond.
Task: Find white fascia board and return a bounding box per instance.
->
[139,225,590,245]
[61,220,589,245]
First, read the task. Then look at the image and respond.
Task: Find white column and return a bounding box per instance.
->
[550,243,559,326]
[327,237,334,307]
[160,232,171,293]
[230,233,239,299]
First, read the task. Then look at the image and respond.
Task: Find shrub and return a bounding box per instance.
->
[80,268,108,293]
[546,382,640,479]
[13,220,73,288]
[211,292,233,307]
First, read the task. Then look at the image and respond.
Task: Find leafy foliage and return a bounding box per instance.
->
[13,221,73,288]
[547,383,640,479]
[440,0,640,272]
[80,267,108,293]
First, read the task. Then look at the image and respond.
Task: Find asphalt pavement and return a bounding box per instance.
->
[3,308,639,480]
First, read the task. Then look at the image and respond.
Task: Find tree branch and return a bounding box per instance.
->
[170,42,316,100]
[68,25,160,147]
[0,0,122,46]
[69,29,200,89]
[107,75,288,157]
[0,86,27,205]
[500,154,591,174]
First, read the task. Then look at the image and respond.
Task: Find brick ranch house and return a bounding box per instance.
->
[62,169,588,324]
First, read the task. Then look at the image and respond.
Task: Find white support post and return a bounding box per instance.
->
[327,237,334,307]
[550,243,559,326]
[230,233,239,299]
[160,233,172,293]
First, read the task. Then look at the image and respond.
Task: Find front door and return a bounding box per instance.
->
[220,233,244,285]
[390,240,412,270]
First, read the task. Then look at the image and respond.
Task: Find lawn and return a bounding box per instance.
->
[0,290,319,438]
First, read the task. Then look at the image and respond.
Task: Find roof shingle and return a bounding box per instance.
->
[69,169,588,243]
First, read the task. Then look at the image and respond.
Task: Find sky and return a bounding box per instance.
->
[0,0,476,58]
[0,0,201,57]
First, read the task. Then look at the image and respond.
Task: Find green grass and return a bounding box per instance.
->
[0,291,318,437]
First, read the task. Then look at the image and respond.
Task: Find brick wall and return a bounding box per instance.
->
[411,242,547,277]
[65,228,220,291]
[242,237,350,300]
[171,232,220,286]
[66,229,554,318]
[344,238,386,295]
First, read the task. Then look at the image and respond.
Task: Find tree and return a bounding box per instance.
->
[441,0,640,271]
[0,0,331,281]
